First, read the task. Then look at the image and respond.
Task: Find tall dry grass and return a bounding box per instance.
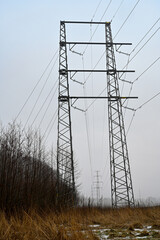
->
[0,207,160,239]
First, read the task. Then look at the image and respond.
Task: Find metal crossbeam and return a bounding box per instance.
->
[59,69,135,73]
[59,96,138,100]
[60,41,132,45]
[62,21,108,24]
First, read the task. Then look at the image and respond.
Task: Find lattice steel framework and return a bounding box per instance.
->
[57,21,75,206]
[105,23,135,207]
[57,20,135,208]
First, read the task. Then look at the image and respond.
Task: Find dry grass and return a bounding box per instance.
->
[0,206,160,239]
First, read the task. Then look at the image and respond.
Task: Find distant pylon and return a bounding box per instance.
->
[93,171,103,206]
[105,23,135,207]
[56,21,75,206]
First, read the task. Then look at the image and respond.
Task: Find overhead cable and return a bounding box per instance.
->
[133,56,160,83]
[126,91,160,134]
[85,47,159,113]
[113,0,141,40]
[15,49,58,121]
[31,80,58,127]
[136,91,160,111]
[99,0,113,22]
[85,86,107,112]
[90,24,96,160]
[126,111,136,135]
[130,17,160,55]
[82,0,113,55]
[43,113,58,143]
[111,0,125,22]
[82,56,93,181]
[38,82,58,128]
[91,0,103,22]
[24,55,58,128]
[123,56,160,128]
[42,109,58,140]
[83,51,105,84]
[128,27,160,64]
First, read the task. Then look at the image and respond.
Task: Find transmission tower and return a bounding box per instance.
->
[57,21,136,208]
[105,23,135,207]
[93,171,103,206]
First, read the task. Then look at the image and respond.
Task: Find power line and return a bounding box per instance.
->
[123,83,133,117]
[119,18,160,81]
[85,40,159,114]
[43,112,58,144]
[119,19,160,124]
[111,0,125,22]
[130,17,160,55]
[31,80,58,127]
[85,86,107,111]
[90,25,96,162]
[82,56,93,181]
[84,0,150,86]
[42,108,58,140]
[122,56,159,118]
[84,0,142,79]
[24,56,58,128]
[38,82,58,128]
[88,25,160,111]
[90,17,159,88]
[128,27,160,64]
[82,0,113,55]
[91,0,103,22]
[133,56,160,83]
[98,92,108,179]
[99,0,113,22]
[15,49,58,121]
[120,54,130,96]
[126,111,136,135]
[122,40,160,116]
[136,91,160,111]
[83,51,105,85]
[124,56,160,132]
[120,56,160,87]
[126,91,160,134]
[113,0,141,40]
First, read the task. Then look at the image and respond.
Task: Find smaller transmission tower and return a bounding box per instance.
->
[93,171,103,206]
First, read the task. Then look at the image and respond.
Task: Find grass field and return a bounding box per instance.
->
[0,206,160,239]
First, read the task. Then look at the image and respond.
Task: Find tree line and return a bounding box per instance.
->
[0,123,78,213]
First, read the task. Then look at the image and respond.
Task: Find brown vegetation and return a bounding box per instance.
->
[0,206,160,239]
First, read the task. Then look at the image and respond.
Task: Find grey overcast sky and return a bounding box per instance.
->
[1,0,160,201]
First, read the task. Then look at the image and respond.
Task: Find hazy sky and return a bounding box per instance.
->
[1,0,160,201]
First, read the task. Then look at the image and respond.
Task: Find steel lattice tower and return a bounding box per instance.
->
[57,21,75,206]
[105,23,135,207]
[57,20,135,208]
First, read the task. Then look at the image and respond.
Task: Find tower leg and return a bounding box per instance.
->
[105,23,135,208]
[57,21,75,207]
